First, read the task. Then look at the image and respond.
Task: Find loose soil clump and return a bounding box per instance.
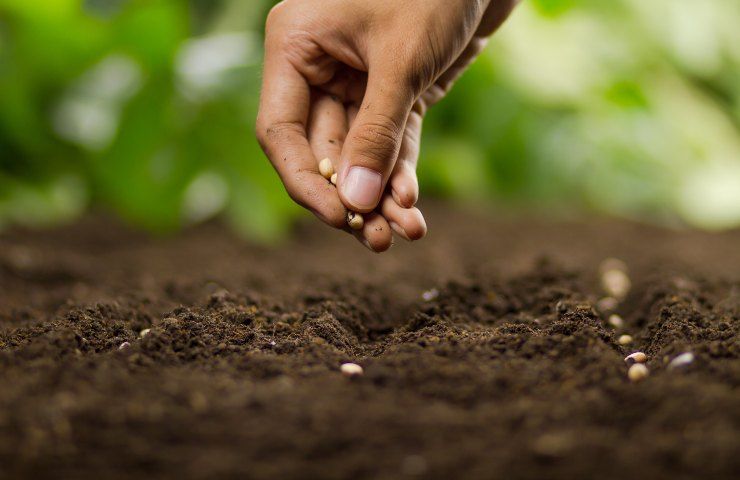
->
[1,204,738,479]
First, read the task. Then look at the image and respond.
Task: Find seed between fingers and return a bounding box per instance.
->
[347,212,364,230]
[318,158,334,179]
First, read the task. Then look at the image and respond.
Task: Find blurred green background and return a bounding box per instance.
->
[1,0,739,240]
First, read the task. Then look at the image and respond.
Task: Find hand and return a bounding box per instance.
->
[256,0,518,251]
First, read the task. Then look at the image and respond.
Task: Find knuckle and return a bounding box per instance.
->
[351,116,402,164]
[281,29,314,52]
[265,2,288,29]
[265,3,314,51]
[257,120,303,152]
[280,31,321,71]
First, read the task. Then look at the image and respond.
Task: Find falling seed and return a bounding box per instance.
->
[668,352,695,370]
[624,351,647,365]
[596,296,619,313]
[608,314,624,328]
[347,211,364,230]
[601,269,631,299]
[139,328,151,338]
[330,173,338,185]
[340,362,364,377]
[422,288,439,302]
[318,157,334,179]
[617,334,633,345]
[628,363,649,382]
[118,341,131,350]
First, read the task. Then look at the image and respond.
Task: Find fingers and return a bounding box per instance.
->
[307,92,346,170]
[307,92,396,252]
[389,109,422,208]
[337,70,415,213]
[380,196,427,242]
[309,85,423,247]
[353,212,393,253]
[256,50,346,229]
[306,92,406,252]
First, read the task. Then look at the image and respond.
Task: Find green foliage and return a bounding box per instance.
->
[1,0,739,236]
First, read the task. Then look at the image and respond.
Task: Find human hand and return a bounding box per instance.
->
[256,0,518,251]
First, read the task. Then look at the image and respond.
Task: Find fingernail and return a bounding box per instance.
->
[389,222,411,241]
[343,166,382,210]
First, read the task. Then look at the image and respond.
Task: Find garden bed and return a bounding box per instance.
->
[1,203,738,479]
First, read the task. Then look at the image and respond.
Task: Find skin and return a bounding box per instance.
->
[256,0,519,252]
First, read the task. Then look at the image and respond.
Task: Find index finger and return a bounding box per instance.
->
[255,48,347,229]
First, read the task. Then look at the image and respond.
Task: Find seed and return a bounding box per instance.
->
[668,352,694,370]
[139,328,151,338]
[318,157,334,179]
[340,362,364,377]
[628,363,649,382]
[118,341,131,350]
[347,211,364,230]
[608,314,624,328]
[617,334,633,345]
[624,351,647,365]
[330,173,338,185]
[601,269,631,299]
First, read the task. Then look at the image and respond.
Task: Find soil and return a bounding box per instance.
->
[0,203,738,480]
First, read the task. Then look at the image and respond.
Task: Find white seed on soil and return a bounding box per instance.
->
[601,269,631,299]
[628,363,649,382]
[617,334,633,345]
[118,341,131,350]
[318,157,334,179]
[340,362,364,377]
[608,314,624,328]
[347,211,364,230]
[624,351,647,365]
[668,352,695,370]
[139,328,151,338]
[330,173,338,185]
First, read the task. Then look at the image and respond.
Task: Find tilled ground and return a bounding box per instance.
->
[0,204,738,479]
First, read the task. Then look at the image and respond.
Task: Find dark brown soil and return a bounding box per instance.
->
[1,203,738,480]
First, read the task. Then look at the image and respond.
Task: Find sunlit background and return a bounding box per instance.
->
[1,0,739,240]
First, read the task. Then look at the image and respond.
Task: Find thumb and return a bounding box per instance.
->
[338,71,414,213]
